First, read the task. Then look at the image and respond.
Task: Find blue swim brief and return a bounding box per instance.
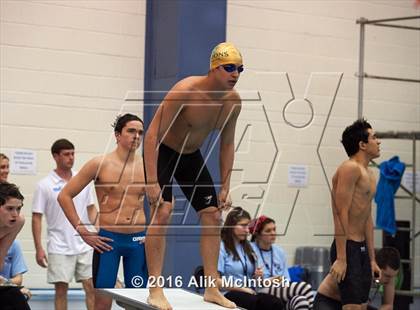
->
[92,229,148,288]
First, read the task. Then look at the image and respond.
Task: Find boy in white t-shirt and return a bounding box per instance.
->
[32,139,97,310]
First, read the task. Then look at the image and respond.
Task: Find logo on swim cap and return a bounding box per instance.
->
[211,51,229,59]
[210,42,243,70]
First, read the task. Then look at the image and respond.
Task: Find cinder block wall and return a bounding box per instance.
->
[0,0,146,288]
[227,0,420,286]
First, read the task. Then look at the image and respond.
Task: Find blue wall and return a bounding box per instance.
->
[143,0,227,289]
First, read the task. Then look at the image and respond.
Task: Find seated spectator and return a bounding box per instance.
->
[217,207,285,310]
[1,240,32,300]
[0,154,32,300]
[250,215,314,309]
[0,182,30,309]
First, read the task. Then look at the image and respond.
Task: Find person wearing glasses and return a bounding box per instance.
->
[144,42,243,310]
[314,247,400,310]
[250,215,314,309]
[58,114,148,310]
[217,207,285,310]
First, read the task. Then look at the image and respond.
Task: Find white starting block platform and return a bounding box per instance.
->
[100,288,244,310]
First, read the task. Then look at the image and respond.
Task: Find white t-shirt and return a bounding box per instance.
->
[32,170,95,255]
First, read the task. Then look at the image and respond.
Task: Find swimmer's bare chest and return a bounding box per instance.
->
[162,98,235,153]
[94,160,146,212]
[352,169,375,211]
[347,169,376,239]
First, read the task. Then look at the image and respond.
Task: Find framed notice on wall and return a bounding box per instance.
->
[401,171,419,193]
[10,149,37,175]
[288,164,309,188]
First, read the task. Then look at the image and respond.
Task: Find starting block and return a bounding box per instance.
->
[100,288,244,310]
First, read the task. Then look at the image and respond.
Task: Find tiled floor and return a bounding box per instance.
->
[28,290,123,310]
[29,300,123,310]
[27,289,420,310]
